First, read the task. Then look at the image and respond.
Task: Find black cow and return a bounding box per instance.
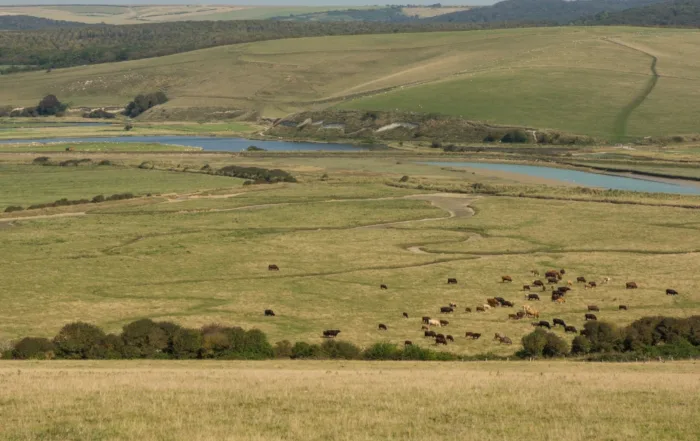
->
[585,314,597,321]
[403,312,409,319]
[577,276,586,283]
[666,289,678,296]
[440,306,454,314]
[527,294,541,301]
[264,309,275,316]
[588,305,600,312]
[447,278,458,284]
[523,285,531,291]
[494,297,507,305]
[619,305,628,311]
[547,277,558,284]
[534,321,551,329]
[446,335,454,342]
[559,286,571,292]
[435,335,448,345]
[465,307,472,313]
[425,330,436,337]
[268,264,280,271]
[533,280,544,287]
[422,316,430,324]
[323,330,341,338]
[502,301,514,308]
[439,319,449,326]
[553,318,566,328]
[380,284,388,290]
[464,332,481,339]
[565,325,578,333]
[378,324,387,331]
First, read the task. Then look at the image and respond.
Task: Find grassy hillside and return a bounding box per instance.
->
[1,27,699,138]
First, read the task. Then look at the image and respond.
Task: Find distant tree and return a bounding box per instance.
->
[36,94,67,116]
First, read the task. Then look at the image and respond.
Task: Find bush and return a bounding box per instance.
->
[290,341,324,359]
[59,158,91,167]
[124,122,133,131]
[240,329,274,359]
[217,165,296,183]
[124,92,168,118]
[363,342,400,360]
[273,340,293,358]
[91,195,105,203]
[246,145,266,152]
[105,193,135,201]
[138,161,154,169]
[483,133,497,143]
[571,335,591,354]
[320,340,361,360]
[33,156,51,164]
[399,175,409,182]
[97,160,113,166]
[83,109,116,119]
[120,319,169,358]
[169,328,203,359]
[12,337,55,360]
[4,205,24,213]
[501,129,529,143]
[53,322,107,359]
[543,332,569,357]
[320,173,329,181]
[521,328,548,357]
[37,94,68,116]
[583,321,623,353]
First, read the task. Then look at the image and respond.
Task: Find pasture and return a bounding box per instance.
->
[1,27,699,138]
[1,153,700,357]
[1,360,699,441]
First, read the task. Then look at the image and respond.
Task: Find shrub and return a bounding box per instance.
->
[12,337,55,360]
[246,145,266,152]
[53,322,107,359]
[483,133,497,143]
[100,334,125,359]
[4,205,24,213]
[83,109,116,119]
[138,161,154,169]
[217,165,296,183]
[583,321,623,353]
[97,160,113,166]
[291,341,324,359]
[120,319,169,358]
[37,94,68,116]
[399,175,409,182]
[320,173,329,181]
[571,335,591,355]
[33,156,51,164]
[105,193,135,201]
[91,195,105,203]
[169,328,203,359]
[124,122,133,131]
[273,340,293,358]
[431,140,442,148]
[124,92,168,118]
[520,328,548,357]
[543,332,569,357]
[59,158,91,167]
[320,340,361,360]
[240,329,274,359]
[399,344,440,361]
[363,342,400,360]
[501,129,529,143]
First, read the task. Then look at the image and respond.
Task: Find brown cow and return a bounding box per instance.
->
[378,324,388,331]
[666,289,678,296]
[422,316,430,324]
[545,270,559,278]
[588,305,600,312]
[439,319,449,326]
[447,278,458,284]
[449,302,458,308]
[533,280,544,287]
[435,335,448,345]
[523,285,531,291]
[446,335,454,342]
[487,298,500,308]
[440,306,454,314]
[421,325,429,330]
[585,313,597,321]
[619,305,628,310]
[588,281,597,288]
[404,340,413,346]
[547,277,558,284]
[323,330,341,338]
[476,306,485,312]
[425,330,437,337]
[531,270,540,276]
[508,314,520,320]
[465,307,472,313]
[577,276,586,283]
[626,282,638,289]
[555,297,566,304]
[403,312,409,319]
[565,325,578,333]
[268,264,280,271]
[380,284,388,290]
[502,275,513,283]
[465,332,481,340]
[560,269,566,275]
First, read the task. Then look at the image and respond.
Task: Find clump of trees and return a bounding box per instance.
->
[217,165,297,183]
[8,95,68,117]
[519,328,569,358]
[124,92,168,118]
[83,109,116,119]
[8,191,136,212]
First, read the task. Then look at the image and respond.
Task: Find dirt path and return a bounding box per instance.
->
[354,194,477,230]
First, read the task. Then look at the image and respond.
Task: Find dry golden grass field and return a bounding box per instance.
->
[1,360,699,441]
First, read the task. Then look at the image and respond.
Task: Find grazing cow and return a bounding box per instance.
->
[523,285,531,291]
[476,306,485,312]
[588,305,600,312]
[527,294,541,301]
[516,311,526,319]
[425,330,437,337]
[446,335,454,342]
[428,319,441,327]
[585,313,597,321]
[494,332,506,341]
[268,264,280,271]
[508,314,520,320]
[567,280,573,286]
[465,332,481,339]
[588,281,597,288]
[494,297,507,305]
[465,307,472,313]
[404,340,413,346]
[626,282,638,289]
[559,286,571,293]
[545,270,559,279]
[323,330,341,338]
[440,306,454,314]
[496,335,513,345]
[560,269,566,275]
[447,278,458,285]
[449,302,458,308]
[565,325,578,333]
[422,316,431,324]
[553,318,566,328]
[547,277,559,284]
[421,325,429,330]
[551,293,562,302]
[435,335,448,345]
[483,304,492,310]
[502,301,515,308]
[531,270,540,276]
[378,324,388,331]
[602,277,611,284]
[380,284,388,290]
[577,276,586,283]
[264,309,276,316]
[535,321,551,329]
[403,312,409,319]
[666,289,678,296]
[439,319,449,326]
[522,305,539,318]
[555,297,566,304]
[533,280,544,287]
[502,275,513,283]
[619,305,628,310]
[487,298,500,308]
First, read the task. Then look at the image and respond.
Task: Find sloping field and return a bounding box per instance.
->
[1,27,698,137]
[0,5,344,24]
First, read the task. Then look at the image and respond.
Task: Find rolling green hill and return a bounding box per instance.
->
[1,27,699,139]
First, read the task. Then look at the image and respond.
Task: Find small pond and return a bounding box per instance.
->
[424,161,700,195]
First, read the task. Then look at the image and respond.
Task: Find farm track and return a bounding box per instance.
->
[606,38,660,140]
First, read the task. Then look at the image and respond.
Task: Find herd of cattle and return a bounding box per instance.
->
[263,266,680,348]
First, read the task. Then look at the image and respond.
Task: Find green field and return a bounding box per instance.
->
[1,27,698,138]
